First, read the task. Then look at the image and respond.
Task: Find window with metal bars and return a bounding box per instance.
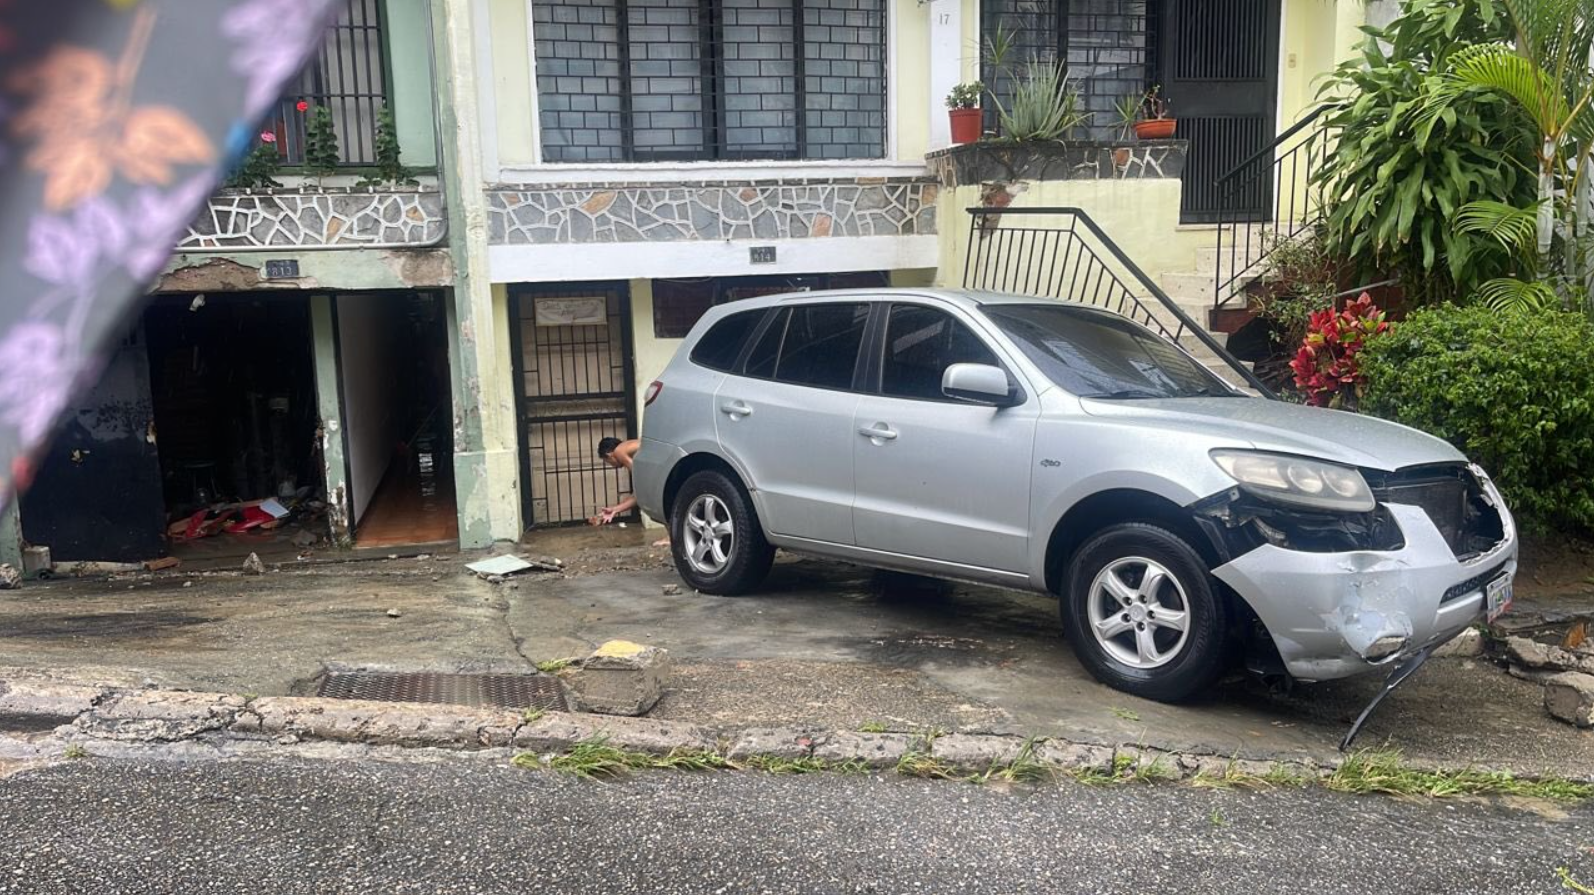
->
[534,0,887,163]
[980,0,1155,142]
[261,0,391,166]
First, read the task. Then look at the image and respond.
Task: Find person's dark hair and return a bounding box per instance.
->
[597,437,622,458]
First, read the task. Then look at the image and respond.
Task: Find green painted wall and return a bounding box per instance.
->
[489,0,537,166]
[387,0,440,167]
[309,295,354,544]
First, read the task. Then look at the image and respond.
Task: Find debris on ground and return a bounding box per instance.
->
[563,640,670,717]
[386,608,402,618]
[0,564,20,590]
[143,557,181,572]
[465,554,562,580]
[1543,672,1594,727]
[662,584,680,596]
[241,553,265,576]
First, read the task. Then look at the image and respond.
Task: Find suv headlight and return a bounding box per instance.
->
[1210,450,1376,513]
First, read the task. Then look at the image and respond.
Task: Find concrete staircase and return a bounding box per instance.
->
[1153,236,1279,392]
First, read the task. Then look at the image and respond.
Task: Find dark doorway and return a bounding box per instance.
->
[18,326,167,563]
[339,292,457,548]
[144,294,326,563]
[509,283,636,528]
[1159,0,1281,223]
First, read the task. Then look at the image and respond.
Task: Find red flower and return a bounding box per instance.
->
[259,130,276,143]
[296,100,309,113]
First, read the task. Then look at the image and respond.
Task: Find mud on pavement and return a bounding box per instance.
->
[0,545,1587,778]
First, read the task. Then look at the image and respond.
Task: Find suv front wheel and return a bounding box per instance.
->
[1062,522,1228,703]
[669,469,775,595]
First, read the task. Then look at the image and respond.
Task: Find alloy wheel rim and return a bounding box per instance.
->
[1086,556,1191,670]
[683,494,735,575]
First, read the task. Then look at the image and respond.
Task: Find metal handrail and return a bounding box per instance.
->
[1212,104,1336,313]
[963,206,1275,397]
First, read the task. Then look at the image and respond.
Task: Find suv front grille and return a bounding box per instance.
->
[1374,464,1504,560]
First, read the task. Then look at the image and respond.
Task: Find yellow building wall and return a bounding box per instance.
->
[489,0,537,166]
[934,179,1207,291]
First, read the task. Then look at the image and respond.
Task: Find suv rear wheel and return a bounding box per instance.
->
[669,469,775,595]
[1061,522,1228,702]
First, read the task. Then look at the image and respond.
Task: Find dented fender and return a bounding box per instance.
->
[1211,502,1517,682]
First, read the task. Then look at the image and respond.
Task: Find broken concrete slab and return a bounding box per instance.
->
[810,731,913,768]
[1036,741,1115,773]
[930,733,1028,769]
[726,727,819,762]
[513,712,715,755]
[1543,672,1594,728]
[76,690,246,742]
[0,681,104,728]
[564,640,669,716]
[1504,636,1594,674]
[466,554,562,579]
[1433,627,1484,659]
[246,696,521,748]
[241,553,265,576]
[0,565,20,590]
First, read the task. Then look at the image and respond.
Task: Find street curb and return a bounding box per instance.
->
[0,680,1585,786]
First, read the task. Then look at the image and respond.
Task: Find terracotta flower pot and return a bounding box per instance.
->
[1133,118,1177,140]
[949,107,983,144]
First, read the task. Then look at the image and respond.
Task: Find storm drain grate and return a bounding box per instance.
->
[315,672,567,711]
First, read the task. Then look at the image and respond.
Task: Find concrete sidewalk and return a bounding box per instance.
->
[0,547,1586,777]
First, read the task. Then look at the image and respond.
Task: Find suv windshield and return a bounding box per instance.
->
[983,304,1233,399]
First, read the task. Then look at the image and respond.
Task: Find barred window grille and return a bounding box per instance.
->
[264,0,390,166]
[535,0,887,163]
[980,0,1154,142]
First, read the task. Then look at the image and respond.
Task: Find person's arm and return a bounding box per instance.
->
[599,495,637,523]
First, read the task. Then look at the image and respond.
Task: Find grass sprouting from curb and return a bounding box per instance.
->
[857,721,890,733]
[1326,751,1594,801]
[514,736,1594,804]
[534,658,574,674]
[522,708,546,724]
[1558,867,1594,893]
[62,743,88,760]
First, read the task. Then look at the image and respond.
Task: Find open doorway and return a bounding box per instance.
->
[145,294,328,565]
[336,292,456,548]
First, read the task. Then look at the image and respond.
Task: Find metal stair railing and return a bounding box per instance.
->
[962,205,1274,397]
[1212,104,1334,313]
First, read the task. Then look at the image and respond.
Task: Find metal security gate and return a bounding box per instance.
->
[510,283,637,527]
[1159,0,1280,223]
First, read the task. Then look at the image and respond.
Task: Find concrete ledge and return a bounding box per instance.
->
[244,697,523,749]
[513,713,716,755]
[0,681,105,729]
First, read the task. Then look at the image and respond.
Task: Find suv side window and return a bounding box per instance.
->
[690,309,764,372]
[743,308,788,379]
[880,304,1000,400]
[773,303,870,390]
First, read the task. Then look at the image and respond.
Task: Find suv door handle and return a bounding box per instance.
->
[858,424,897,441]
[720,401,754,418]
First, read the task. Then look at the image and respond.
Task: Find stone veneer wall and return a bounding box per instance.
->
[487,178,937,245]
[178,189,446,250]
[927,141,1187,188]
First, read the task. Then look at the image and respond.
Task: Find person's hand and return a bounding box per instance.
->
[600,507,619,524]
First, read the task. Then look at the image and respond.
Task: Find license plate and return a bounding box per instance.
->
[1485,572,1514,622]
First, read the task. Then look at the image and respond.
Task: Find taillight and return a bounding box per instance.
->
[644,380,664,407]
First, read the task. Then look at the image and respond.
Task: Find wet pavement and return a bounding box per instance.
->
[0,546,1587,777]
[2,753,1591,894]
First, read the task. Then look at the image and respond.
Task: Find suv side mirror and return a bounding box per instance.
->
[942,363,1020,407]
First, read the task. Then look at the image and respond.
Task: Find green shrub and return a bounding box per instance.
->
[1360,304,1594,532]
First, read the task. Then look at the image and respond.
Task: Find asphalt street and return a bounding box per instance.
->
[0,754,1590,894]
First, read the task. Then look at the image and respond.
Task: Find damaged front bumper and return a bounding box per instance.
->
[1210,474,1517,682]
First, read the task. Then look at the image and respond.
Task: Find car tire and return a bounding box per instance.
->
[1061,522,1228,703]
[669,469,774,596]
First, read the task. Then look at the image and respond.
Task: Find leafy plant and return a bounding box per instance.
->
[225,130,283,189]
[1139,84,1169,120]
[1111,94,1141,140]
[357,103,418,188]
[990,61,1090,143]
[1253,229,1342,347]
[303,103,341,178]
[1360,303,1594,533]
[1312,0,1532,305]
[1290,293,1391,409]
[945,82,983,110]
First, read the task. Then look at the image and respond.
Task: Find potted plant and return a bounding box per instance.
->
[1132,85,1176,139]
[946,82,984,144]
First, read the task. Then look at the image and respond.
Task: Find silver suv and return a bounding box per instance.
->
[633,289,1517,702]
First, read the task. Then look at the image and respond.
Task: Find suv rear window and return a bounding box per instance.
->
[690,309,764,372]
